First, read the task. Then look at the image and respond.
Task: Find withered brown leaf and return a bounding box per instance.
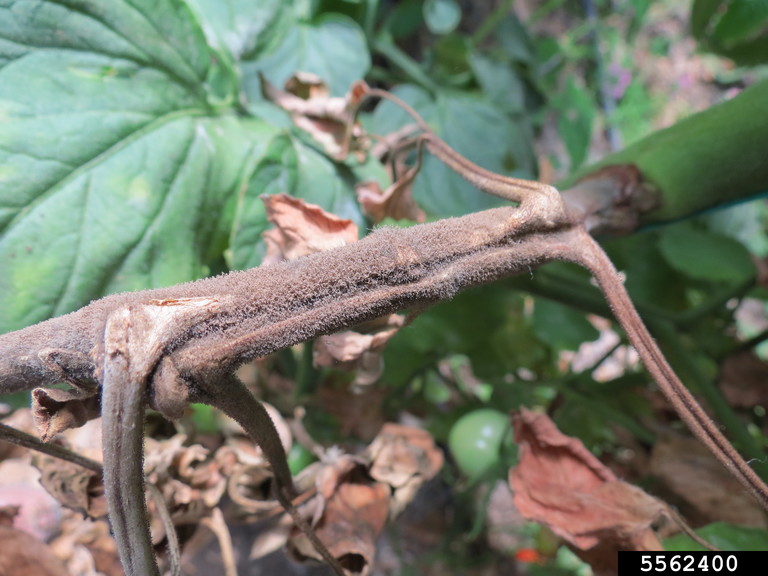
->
[32,386,101,441]
[262,194,359,265]
[651,431,767,527]
[510,408,666,572]
[143,434,228,532]
[367,423,444,516]
[290,455,390,576]
[261,73,369,161]
[719,350,768,410]
[33,452,107,518]
[50,516,122,576]
[355,179,425,224]
[314,314,405,390]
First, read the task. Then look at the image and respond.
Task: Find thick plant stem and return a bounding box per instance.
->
[101,309,159,576]
[564,79,768,226]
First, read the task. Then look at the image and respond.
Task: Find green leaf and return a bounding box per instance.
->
[241,13,370,98]
[602,231,688,311]
[187,0,290,59]
[495,12,534,64]
[691,0,768,65]
[713,0,768,48]
[368,84,536,217]
[555,78,595,169]
[658,223,755,283]
[433,34,472,81]
[423,0,461,35]
[228,133,364,270]
[609,77,657,145]
[704,200,768,258]
[691,0,723,39]
[664,522,768,551]
[469,53,526,114]
[554,373,654,448]
[628,0,653,24]
[532,298,599,351]
[0,0,271,332]
[382,0,424,40]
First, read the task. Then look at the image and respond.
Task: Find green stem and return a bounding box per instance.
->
[364,0,380,38]
[562,79,768,226]
[518,263,752,331]
[294,341,318,398]
[731,327,768,355]
[674,276,754,329]
[471,0,515,45]
[545,336,656,445]
[372,34,441,95]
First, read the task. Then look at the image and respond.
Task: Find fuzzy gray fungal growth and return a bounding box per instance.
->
[0,206,557,395]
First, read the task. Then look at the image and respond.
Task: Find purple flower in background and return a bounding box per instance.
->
[608,61,632,100]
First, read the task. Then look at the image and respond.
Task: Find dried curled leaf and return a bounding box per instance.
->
[262,73,369,161]
[262,194,359,265]
[367,423,444,516]
[355,179,425,224]
[219,401,294,510]
[50,516,122,576]
[510,408,665,572]
[33,452,107,518]
[219,400,293,466]
[271,425,443,574]
[290,455,390,576]
[32,386,101,441]
[357,121,425,224]
[143,434,227,533]
[314,314,405,389]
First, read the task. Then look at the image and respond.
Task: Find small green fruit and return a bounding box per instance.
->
[287,443,316,475]
[448,408,511,480]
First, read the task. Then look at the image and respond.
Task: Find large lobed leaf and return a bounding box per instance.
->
[0,0,368,333]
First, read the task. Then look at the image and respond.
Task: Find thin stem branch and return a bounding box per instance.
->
[570,229,768,508]
[200,508,238,576]
[0,421,103,474]
[732,327,768,354]
[371,34,441,95]
[146,482,181,576]
[648,318,768,478]
[101,310,159,576]
[471,0,515,45]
